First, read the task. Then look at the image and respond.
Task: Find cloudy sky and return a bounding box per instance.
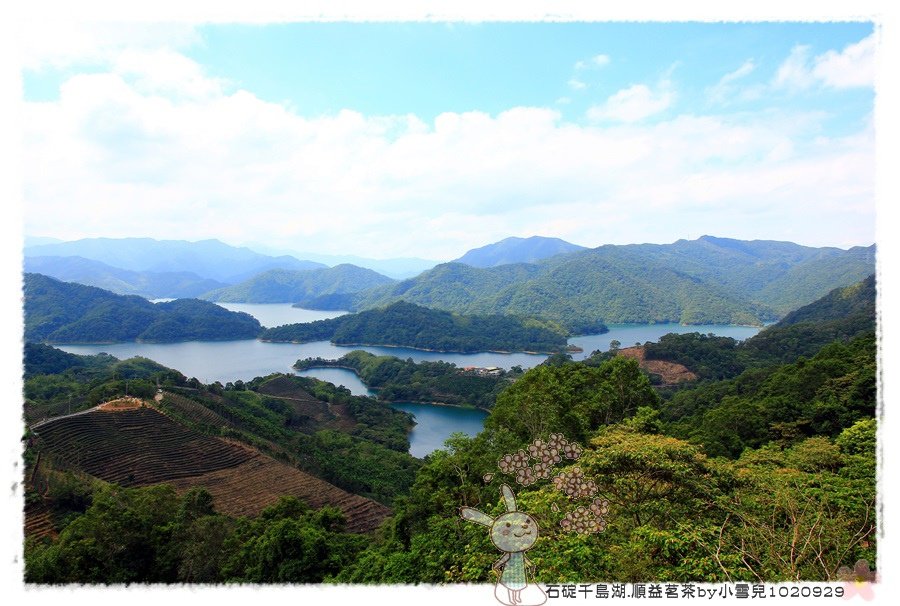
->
[19,21,876,260]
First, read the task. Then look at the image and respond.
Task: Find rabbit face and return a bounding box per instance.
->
[491,511,538,552]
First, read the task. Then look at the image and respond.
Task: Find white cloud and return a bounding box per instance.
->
[567,79,586,90]
[773,35,875,91]
[575,54,610,70]
[21,49,874,258]
[706,59,757,104]
[18,22,200,70]
[591,54,611,68]
[587,83,673,123]
[813,34,875,88]
[773,45,817,91]
[722,59,756,85]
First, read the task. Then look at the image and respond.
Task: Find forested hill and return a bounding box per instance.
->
[301,237,874,330]
[260,301,581,353]
[24,273,262,343]
[776,274,875,326]
[200,265,395,304]
[641,274,877,380]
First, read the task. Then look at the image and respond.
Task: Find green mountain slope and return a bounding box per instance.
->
[24,273,262,343]
[201,264,395,303]
[316,237,874,330]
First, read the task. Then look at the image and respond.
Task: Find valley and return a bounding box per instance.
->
[20,235,878,585]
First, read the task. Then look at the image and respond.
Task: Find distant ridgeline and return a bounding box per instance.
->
[24,273,262,343]
[261,301,591,353]
[639,274,876,381]
[200,265,396,304]
[300,236,875,331]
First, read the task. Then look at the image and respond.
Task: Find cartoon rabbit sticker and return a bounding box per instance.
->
[460,484,547,606]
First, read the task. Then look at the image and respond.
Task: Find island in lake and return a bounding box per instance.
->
[261,301,602,354]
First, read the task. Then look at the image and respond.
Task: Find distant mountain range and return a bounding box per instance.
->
[24,256,229,299]
[301,236,876,330]
[248,246,439,279]
[453,235,586,267]
[24,238,326,284]
[201,265,396,304]
[24,273,261,343]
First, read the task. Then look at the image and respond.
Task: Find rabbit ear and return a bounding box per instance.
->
[501,484,517,512]
[460,507,494,527]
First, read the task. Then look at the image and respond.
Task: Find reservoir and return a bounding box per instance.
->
[59,303,761,457]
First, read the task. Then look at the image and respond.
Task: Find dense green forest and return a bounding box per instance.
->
[26,485,367,583]
[24,273,262,343]
[262,301,583,353]
[201,264,395,305]
[302,237,874,329]
[295,350,522,409]
[331,336,875,584]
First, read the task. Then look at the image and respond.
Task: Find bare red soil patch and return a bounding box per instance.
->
[97,397,144,411]
[617,346,698,385]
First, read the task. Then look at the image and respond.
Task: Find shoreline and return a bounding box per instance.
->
[266,338,562,355]
[293,363,488,412]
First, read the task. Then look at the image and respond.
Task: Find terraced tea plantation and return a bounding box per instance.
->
[31,406,390,533]
[33,407,253,485]
[164,456,390,533]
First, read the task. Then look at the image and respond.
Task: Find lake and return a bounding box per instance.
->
[59,303,761,457]
[216,303,347,328]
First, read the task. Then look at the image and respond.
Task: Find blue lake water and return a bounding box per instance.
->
[568,323,762,361]
[216,303,347,328]
[390,402,489,458]
[59,305,761,457]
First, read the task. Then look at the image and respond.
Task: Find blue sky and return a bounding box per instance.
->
[19,21,876,259]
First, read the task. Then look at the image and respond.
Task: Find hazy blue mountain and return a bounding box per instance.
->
[309,237,874,330]
[24,273,261,343]
[24,236,63,248]
[248,245,440,279]
[453,235,587,268]
[24,256,229,299]
[201,264,396,303]
[24,238,326,284]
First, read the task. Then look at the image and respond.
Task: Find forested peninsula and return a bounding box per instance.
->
[24,273,262,343]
